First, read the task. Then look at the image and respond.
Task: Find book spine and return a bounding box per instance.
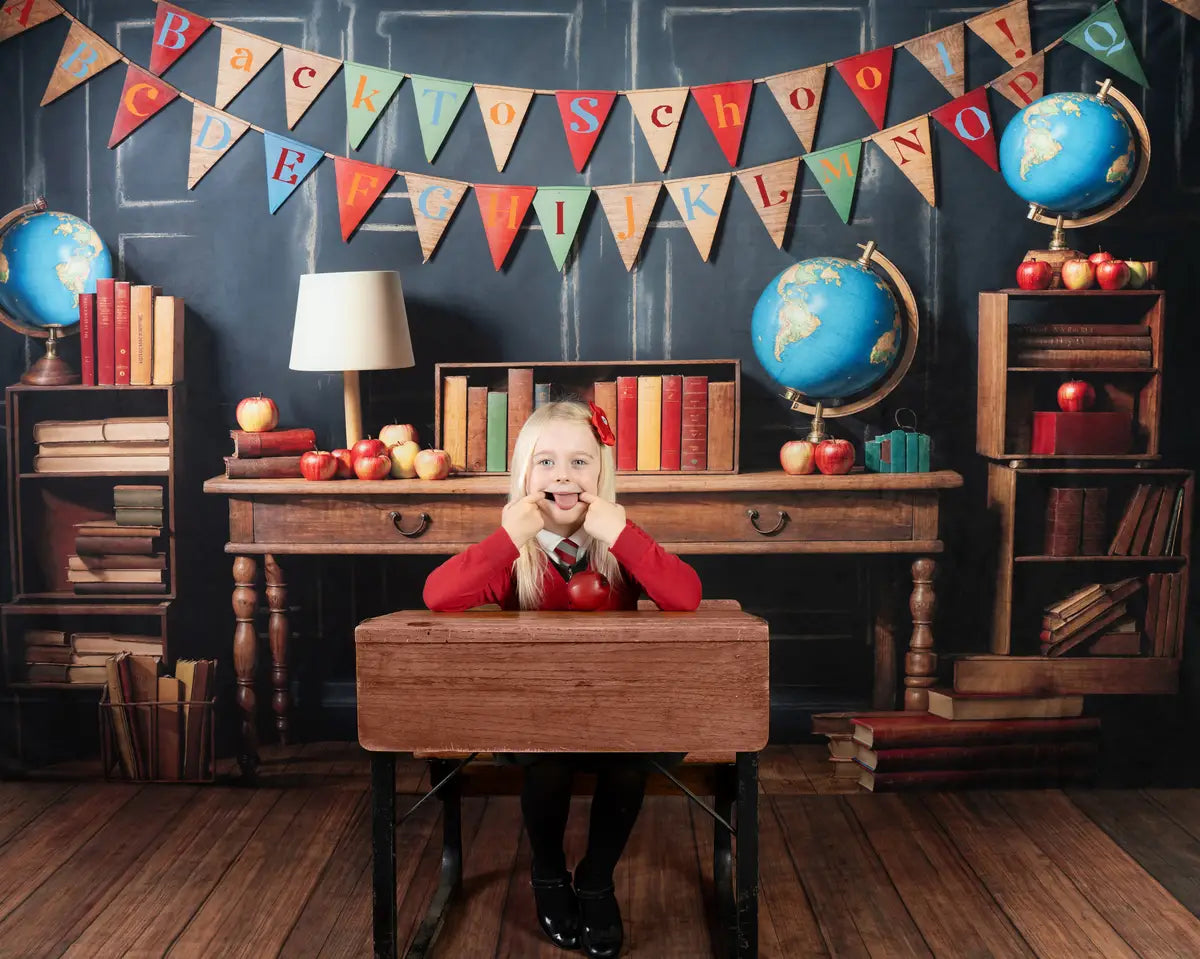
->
[1009,335,1151,350]
[1086,630,1142,656]
[660,374,682,471]
[73,581,167,594]
[1109,484,1151,555]
[114,281,132,385]
[507,368,534,470]
[466,386,488,472]
[115,507,165,526]
[855,716,1100,749]
[1011,348,1152,368]
[231,428,317,458]
[1043,487,1083,557]
[442,375,468,472]
[864,765,1092,792]
[70,553,167,570]
[1080,487,1108,555]
[616,376,638,471]
[152,295,184,385]
[486,391,508,472]
[866,739,1098,773]
[636,376,662,471]
[1009,323,1147,336]
[533,383,551,410]
[78,292,96,386]
[75,536,157,556]
[706,381,736,471]
[130,285,155,386]
[681,375,708,471]
[222,455,302,479]
[96,278,116,385]
[1146,485,1177,557]
[1130,486,1166,556]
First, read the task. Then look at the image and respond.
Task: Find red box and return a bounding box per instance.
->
[1031,412,1132,455]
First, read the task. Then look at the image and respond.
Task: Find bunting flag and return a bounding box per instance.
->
[282,47,341,129]
[802,139,862,223]
[0,0,61,44]
[188,102,249,189]
[263,131,324,213]
[626,86,689,172]
[968,0,1032,67]
[410,74,473,162]
[764,67,826,152]
[108,64,178,148]
[595,182,661,271]
[734,158,799,249]
[214,26,280,110]
[334,157,395,241]
[902,23,966,98]
[474,84,533,172]
[834,47,894,129]
[691,81,753,166]
[1161,0,1200,19]
[555,90,617,172]
[532,186,591,270]
[870,116,936,207]
[344,62,405,149]
[930,87,998,171]
[665,173,731,262]
[404,173,469,261]
[41,20,120,105]
[474,184,536,270]
[1063,1,1148,87]
[994,51,1044,107]
[148,2,210,76]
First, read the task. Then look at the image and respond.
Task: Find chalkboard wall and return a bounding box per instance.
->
[2,1,1198,752]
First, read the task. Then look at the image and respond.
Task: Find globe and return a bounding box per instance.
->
[998,91,1136,214]
[751,256,902,401]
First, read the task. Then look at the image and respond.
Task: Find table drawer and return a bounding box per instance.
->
[251,495,500,546]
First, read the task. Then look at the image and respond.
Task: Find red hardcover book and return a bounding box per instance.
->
[95,278,116,385]
[859,764,1093,792]
[78,292,96,386]
[616,376,638,471]
[660,374,682,471]
[506,368,534,469]
[1031,412,1132,455]
[681,375,708,471]
[850,714,1100,749]
[229,428,316,458]
[223,455,302,478]
[859,739,1099,773]
[114,281,132,385]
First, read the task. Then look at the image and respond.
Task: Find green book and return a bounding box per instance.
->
[486,391,508,472]
[113,484,163,508]
[114,506,164,526]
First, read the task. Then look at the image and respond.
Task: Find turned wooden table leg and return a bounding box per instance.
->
[232,555,259,777]
[872,562,898,710]
[904,557,938,711]
[265,553,291,745]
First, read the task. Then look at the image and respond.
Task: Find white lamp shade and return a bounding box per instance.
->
[289,270,414,371]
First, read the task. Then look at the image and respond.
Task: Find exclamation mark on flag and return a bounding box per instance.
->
[994,17,1027,59]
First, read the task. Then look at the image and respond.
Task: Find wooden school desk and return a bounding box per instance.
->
[355,606,770,959]
[202,469,962,774]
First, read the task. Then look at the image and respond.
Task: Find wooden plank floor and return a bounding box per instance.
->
[3,743,1200,957]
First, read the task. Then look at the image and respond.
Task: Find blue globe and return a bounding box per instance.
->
[998,91,1136,214]
[751,256,902,400]
[0,209,112,329]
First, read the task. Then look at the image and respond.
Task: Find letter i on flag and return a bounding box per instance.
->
[474,185,537,270]
[109,64,179,148]
[334,158,395,241]
[1063,0,1149,87]
[42,20,121,105]
[802,140,862,223]
[149,1,211,76]
[263,132,324,213]
[0,0,61,44]
[531,187,591,270]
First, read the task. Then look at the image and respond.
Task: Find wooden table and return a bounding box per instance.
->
[355,607,770,959]
[202,469,962,774]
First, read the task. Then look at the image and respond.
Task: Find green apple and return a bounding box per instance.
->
[388,440,420,478]
[1125,260,1149,289]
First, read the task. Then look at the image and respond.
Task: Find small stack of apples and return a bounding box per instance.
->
[1016,251,1153,291]
[299,423,454,481]
[779,436,855,475]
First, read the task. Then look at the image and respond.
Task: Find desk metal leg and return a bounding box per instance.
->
[372,752,398,959]
[264,554,291,745]
[713,763,736,953]
[231,556,258,778]
[904,557,938,711]
[735,751,758,959]
[408,759,464,959]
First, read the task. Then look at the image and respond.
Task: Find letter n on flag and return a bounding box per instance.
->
[474,184,537,270]
[869,116,936,207]
[335,158,396,242]
[930,87,998,171]
[833,46,894,129]
[109,64,179,148]
[149,1,211,76]
[555,90,617,172]
[691,80,753,166]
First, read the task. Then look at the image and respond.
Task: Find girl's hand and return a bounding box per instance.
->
[502,492,546,548]
[579,492,627,546]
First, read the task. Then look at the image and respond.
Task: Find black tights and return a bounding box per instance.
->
[520,757,648,891]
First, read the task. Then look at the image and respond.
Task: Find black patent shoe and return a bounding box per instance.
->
[531,873,581,951]
[576,884,623,959]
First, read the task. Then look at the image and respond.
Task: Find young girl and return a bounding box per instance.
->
[423,400,702,959]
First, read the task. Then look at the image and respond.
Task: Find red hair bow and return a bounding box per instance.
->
[589,402,616,447]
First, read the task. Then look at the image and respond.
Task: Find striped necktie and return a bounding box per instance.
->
[553,537,581,568]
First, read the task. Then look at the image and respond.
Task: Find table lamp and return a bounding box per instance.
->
[289,270,414,448]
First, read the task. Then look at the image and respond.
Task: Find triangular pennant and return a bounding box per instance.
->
[967,0,1032,67]
[474,84,534,172]
[282,47,341,129]
[1161,0,1200,19]
[870,116,936,207]
[930,86,999,171]
[801,139,863,223]
[187,101,249,189]
[833,47,894,130]
[690,81,753,166]
[41,20,121,105]
[902,23,965,98]
[410,74,473,162]
[262,131,324,214]
[148,2,211,76]
[214,26,280,110]
[343,61,405,150]
[626,87,689,172]
[404,174,469,262]
[595,183,661,271]
[108,64,179,148]
[993,51,1044,108]
[664,173,732,262]
[334,158,395,242]
[1063,1,1149,87]
[555,90,617,172]
[0,0,61,44]
[474,184,536,271]
[764,67,827,152]
[734,158,799,249]
[531,187,591,270]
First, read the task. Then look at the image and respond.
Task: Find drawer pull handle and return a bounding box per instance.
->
[746,509,787,536]
[389,511,430,538]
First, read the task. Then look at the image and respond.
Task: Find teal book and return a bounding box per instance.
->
[486,391,508,472]
[534,383,551,409]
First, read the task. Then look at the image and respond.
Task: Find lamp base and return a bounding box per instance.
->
[343,369,363,448]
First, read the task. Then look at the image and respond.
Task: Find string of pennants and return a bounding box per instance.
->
[2,0,1158,272]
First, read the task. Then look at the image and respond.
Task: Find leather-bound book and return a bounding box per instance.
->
[223,455,302,478]
[706,381,735,471]
[507,368,534,468]
[1043,487,1083,556]
[230,429,316,458]
[466,386,488,472]
[681,375,708,471]
[850,714,1101,749]
[1080,487,1108,555]
[660,375,682,470]
[616,376,638,471]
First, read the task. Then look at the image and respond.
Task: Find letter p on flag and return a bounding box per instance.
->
[149,2,211,76]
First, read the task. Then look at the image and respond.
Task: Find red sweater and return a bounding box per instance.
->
[422,520,702,612]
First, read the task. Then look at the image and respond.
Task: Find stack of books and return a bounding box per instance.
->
[70,484,167,594]
[78,281,183,386]
[1142,571,1185,657]
[223,427,315,478]
[1108,482,1186,557]
[813,710,902,781]
[1008,322,1152,369]
[21,627,110,684]
[32,417,170,473]
[1039,578,1142,657]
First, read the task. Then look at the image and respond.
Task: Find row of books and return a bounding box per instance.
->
[79,281,184,386]
[31,416,170,473]
[221,428,316,479]
[1041,483,1186,558]
[1039,577,1142,657]
[1109,482,1186,556]
[21,627,161,685]
[1009,322,1152,368]
[441,371,736,473]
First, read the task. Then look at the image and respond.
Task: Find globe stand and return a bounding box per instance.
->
[22,326,79,386]
[1021,212,1082,289]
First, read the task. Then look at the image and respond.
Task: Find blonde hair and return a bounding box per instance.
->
[508,400,624,609]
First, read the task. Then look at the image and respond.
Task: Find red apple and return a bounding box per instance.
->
[1088,250,1114,267]
[414,448,452,480]
[236,395,279,433]
[779,440,816,475]
[566,570,611,611]
[353,453,392,480]
[1015,259,1053,291]
[331,448,354,479]
[379,423,419,447]
[814,438,855,475]
[299,450,337,481]
[351,437,387,464]
[1060,258,1095,290]
[1095,259,1130,291]
[1057,380,1096,413]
